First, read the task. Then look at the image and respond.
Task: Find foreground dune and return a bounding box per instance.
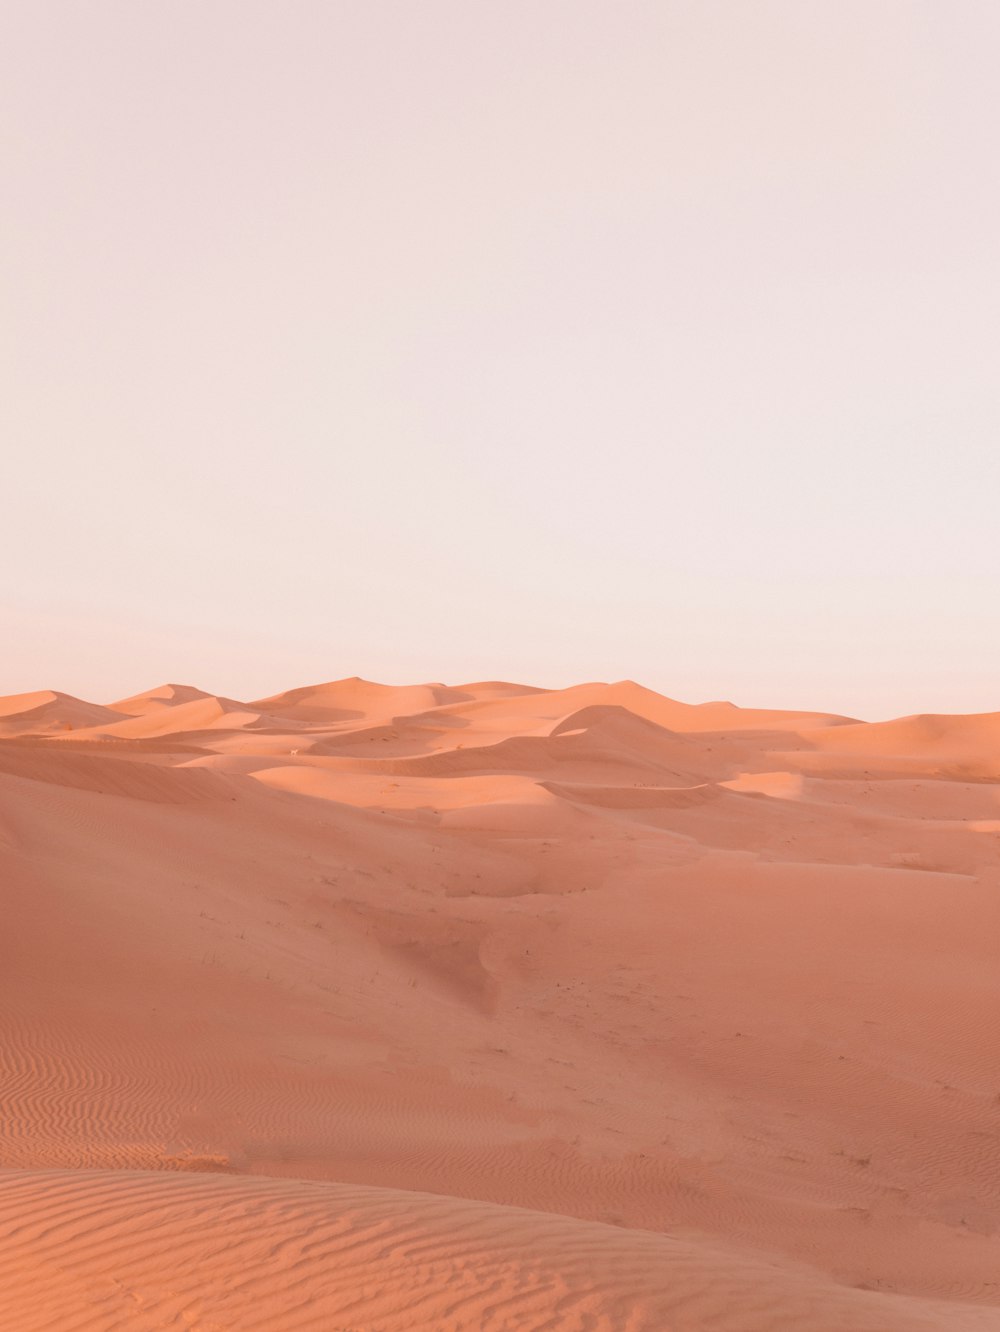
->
[3,1170,997,1332]
[3,676,1000,1329]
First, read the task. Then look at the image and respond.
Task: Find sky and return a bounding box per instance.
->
[2,1,998,719]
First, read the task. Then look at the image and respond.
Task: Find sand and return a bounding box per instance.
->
[2,675,1000,1330]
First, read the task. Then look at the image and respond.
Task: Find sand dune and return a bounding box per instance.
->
[803,712,1000,776]
[110,682,225,714]
[3,675,1000,1330]
[2,1170,996,1332]
[0,689,130,736]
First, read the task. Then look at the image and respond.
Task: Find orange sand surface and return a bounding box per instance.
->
[3,676,1000,1330]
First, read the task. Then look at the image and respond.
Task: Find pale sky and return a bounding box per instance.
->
[2,1,998,719]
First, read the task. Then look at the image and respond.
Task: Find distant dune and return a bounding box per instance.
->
[3,677,1000,1330]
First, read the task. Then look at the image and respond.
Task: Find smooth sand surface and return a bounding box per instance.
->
[3,676,1000,1329]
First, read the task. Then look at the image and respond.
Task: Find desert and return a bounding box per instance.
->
[6,0,1000,1325]
[3,675,1000,1329]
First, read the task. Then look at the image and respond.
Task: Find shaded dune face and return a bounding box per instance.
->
[2,677,1000,1330]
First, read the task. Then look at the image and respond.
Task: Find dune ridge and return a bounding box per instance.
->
[2,675,1000,1329]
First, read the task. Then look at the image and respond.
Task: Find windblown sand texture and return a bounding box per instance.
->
[3,677,1000,1330]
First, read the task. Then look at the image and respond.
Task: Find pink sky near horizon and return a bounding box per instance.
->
[2,1,998,720]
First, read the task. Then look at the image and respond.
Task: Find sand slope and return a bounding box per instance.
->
[3,1170,997,1332]
[2,676,1000,1329]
